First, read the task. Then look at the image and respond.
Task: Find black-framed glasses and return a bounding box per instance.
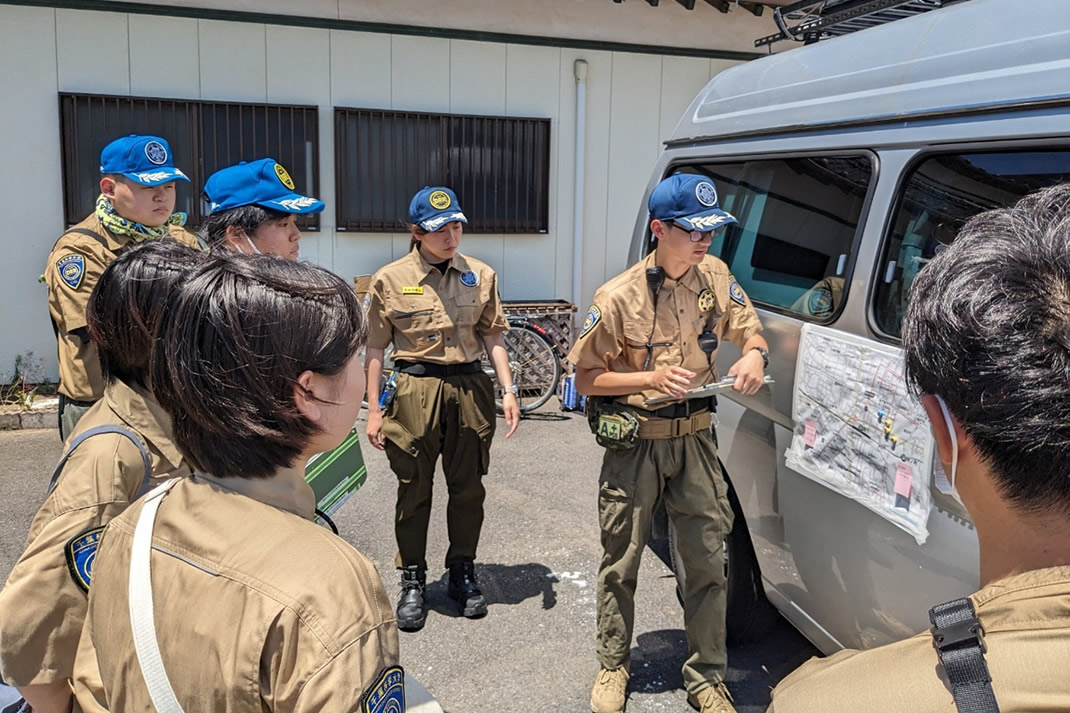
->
[672,222,715,243]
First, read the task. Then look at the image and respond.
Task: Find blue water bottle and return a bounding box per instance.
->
[379,371,398,410]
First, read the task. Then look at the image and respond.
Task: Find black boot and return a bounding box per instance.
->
[447,560,488,618]
[396,565,427,632]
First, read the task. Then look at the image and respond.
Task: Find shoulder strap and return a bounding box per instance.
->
[129,479,186,713]
[54,227,109,252]
[929,597,1001,713]
[48,424,153,497]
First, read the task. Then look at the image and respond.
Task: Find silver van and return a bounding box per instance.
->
[638,0,1070,654]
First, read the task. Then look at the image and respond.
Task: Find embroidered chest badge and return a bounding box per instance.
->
[728,276,747,306]
[460,270,479,287]
[581,305,601,338]
[65,526,105,592]
[697,288,716,313]
[402,286,424,295]
[57,254,85,290]
[361,665,405,713]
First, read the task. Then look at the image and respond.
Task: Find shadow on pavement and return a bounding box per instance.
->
[425,562,558,616]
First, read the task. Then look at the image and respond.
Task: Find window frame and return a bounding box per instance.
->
[58,92,321,231]
[333,106,552,234]
[650,149,880,324]
[866,137,1070,345]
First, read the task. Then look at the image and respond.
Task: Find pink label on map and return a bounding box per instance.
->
[894,462,913,498]
[804,419,817,448]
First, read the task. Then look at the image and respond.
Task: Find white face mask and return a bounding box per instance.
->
[243,234,262,255]
[934,395,962,502]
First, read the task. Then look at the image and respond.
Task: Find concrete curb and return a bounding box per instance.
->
[0,409,56,431]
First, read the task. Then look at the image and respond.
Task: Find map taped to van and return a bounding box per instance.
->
[305,428,367,524]
[785,324,933,544]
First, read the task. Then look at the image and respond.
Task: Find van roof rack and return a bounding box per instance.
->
[755,0,968,48]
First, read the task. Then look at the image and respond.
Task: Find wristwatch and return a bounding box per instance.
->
[501,384,519,397]
[750,346,769,369]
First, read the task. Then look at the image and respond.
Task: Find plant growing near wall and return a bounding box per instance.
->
[3,352,46,411]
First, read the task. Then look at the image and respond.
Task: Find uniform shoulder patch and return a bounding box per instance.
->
[56,253,86,290]
[580,305,602,338]
[807,286,833,316]
[361,665,405,713]
[65,526,105,593]
[697,288,716,313]
[728,276,747,306]
[460,270,479,287]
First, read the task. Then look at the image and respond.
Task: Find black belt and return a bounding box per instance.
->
[394,360,482,377]
[646,396,716,420]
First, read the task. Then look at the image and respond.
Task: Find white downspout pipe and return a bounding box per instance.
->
[572,59,588,319]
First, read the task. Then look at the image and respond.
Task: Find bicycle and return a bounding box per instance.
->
[361,316,562,415]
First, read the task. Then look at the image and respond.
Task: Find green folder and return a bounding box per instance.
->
[305,428,367,523]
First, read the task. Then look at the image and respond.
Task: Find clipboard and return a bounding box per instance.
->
[305,428,368,523]
[644,376,774,408]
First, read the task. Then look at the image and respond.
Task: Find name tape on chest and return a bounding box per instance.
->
[361,666,405,713]
[64,525,105,593]
[728,276,747,306]
[460,270,479,287]
[581,305,602,338]
[402,286,424,295]
[56,253,86,290]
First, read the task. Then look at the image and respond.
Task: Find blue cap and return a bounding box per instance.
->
[99,134,189,186]
[409,186,468,232]
[204,159,325,215]
[648,174,736,232]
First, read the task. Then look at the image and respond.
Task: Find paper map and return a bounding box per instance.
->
[785,324,933,544]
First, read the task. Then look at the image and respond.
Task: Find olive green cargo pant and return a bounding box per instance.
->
[381,371,496,569]
[596,426,734,695]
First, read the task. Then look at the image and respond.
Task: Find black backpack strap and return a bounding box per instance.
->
[48,424,153,497]
[929,597,1001,713]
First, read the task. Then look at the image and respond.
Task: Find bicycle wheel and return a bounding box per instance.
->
[360,343,395,410]
[483,322,562,415]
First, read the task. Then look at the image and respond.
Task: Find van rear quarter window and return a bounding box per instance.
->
[874,150,1070,338]
[670,156,873,321]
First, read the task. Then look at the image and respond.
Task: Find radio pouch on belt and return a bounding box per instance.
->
[585,396,639,451]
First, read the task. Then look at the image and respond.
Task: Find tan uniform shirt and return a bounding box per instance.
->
[568,252,763,408]
[45,214,201,401]
[0,380,189,686]
[768,566,1070,713]
[365,249,509,363]
[72,469,400,713]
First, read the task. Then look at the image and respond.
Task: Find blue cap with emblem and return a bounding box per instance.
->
[409,186,469,232]
[648,173,737,232]
[204,158,325,215]
[99,134,190,186]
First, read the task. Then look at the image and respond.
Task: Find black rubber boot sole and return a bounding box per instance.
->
[450,590,488,618]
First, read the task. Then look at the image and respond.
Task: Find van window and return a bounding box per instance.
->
[873,150,1070,338]
[673,156,873,320]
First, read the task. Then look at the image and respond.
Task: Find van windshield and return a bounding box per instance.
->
[874,149,1070,338]
[666,155,873,321]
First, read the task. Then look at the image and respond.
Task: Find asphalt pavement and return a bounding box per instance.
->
[0,407,819,713]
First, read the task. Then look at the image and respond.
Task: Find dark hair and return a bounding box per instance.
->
[199,204,291,249]
[151,252,366,479]
[86,240,203,388]
[902,183,1070,515]
[409,224,427,252]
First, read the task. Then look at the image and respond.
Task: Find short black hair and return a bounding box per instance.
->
[903,183,1070,515]
[199,203,291,249]
[86,240,203,389]
[151,252,366,479]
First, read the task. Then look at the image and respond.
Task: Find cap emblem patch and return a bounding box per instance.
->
[695,181,717,207]
[698,288,716,313]
[460,270,478,287]
[429,190,452,210]
[144,140,168,165]
[274,163,295,190]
